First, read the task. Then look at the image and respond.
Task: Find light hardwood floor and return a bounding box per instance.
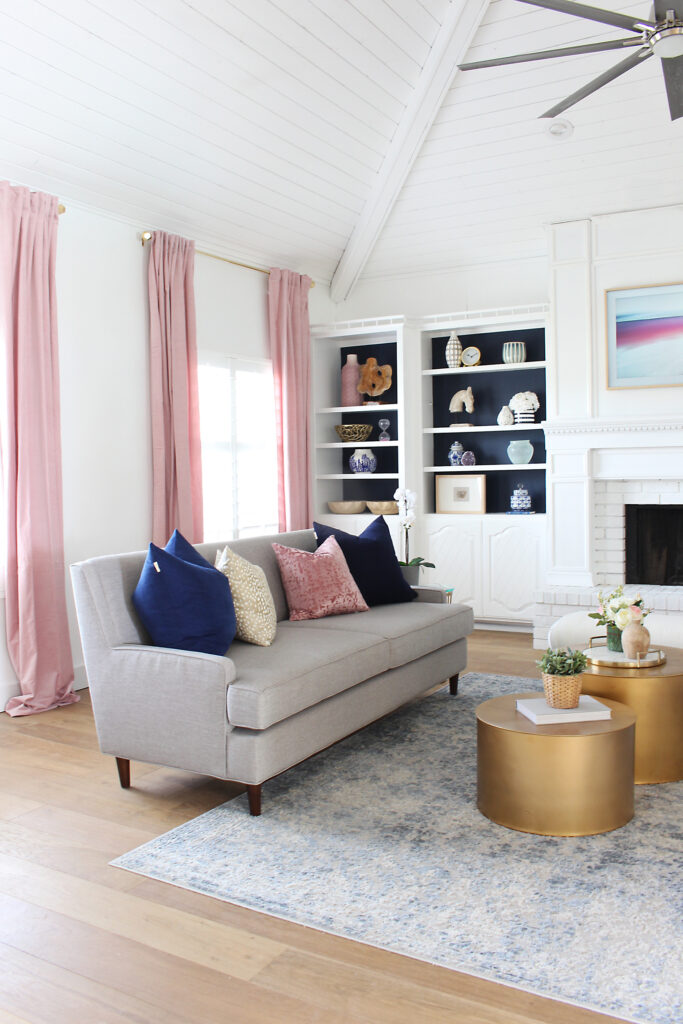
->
[0,630,626,1024]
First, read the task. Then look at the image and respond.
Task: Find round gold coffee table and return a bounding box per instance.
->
[476,693,635,836]
[581,647,683,784]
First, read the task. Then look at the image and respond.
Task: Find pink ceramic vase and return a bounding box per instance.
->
[621,622,650,659]
[341,354,360,407]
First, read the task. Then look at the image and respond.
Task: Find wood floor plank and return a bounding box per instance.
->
[0,793,41,821]
[0,852,286,981]
[0,896,357,1024]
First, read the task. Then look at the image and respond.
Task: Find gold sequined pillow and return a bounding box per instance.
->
[214,545,277,647]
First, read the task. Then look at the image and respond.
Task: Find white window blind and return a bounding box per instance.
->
[198,354,278,542]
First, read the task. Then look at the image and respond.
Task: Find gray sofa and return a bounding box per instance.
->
[70,529,474,814]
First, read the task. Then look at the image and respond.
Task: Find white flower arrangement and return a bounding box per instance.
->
[588,584,649,631]
[393,488,434,569]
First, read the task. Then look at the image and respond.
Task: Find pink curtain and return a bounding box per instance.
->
[268,268,313,532]
[0,183,77,717]
[148,231,203,545]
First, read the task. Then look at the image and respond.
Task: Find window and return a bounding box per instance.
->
[198,354,278,542]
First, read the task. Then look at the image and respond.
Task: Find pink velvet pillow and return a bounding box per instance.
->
[272,535,369,621]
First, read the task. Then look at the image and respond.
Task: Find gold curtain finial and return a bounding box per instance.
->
[58,204,66,214]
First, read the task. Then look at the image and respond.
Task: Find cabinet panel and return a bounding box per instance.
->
[424,517,481,610]
[481,517,546,622]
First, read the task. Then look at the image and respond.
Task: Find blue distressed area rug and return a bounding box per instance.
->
[113,673,682,1024]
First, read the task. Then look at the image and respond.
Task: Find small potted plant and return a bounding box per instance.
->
[394,487,435,585]
[536,647,588,709]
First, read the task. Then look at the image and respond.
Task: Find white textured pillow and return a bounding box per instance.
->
[215,545,277,647]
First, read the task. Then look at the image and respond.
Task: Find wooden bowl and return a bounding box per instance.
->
[327,501,367,514]
[367,500,398,515]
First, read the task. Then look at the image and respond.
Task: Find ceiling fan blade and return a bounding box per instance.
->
[459,37,642,70]
[661,54,683,119]
[517,0,654,33]
[540,47,653,117]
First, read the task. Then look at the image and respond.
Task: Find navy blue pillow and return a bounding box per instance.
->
[313,516,416,607]
[165,528,213,568]
[132,542,237,656]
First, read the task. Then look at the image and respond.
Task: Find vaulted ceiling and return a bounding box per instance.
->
[2,0,682,299]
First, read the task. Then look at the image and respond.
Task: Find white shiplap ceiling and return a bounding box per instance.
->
[1,0,682,294]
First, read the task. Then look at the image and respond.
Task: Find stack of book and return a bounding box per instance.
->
[516,695,611,725]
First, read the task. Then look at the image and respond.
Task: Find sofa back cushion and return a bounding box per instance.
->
[195,529,317,622]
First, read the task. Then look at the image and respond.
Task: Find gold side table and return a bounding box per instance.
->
[476,693,635,836]
[582,646,683,784]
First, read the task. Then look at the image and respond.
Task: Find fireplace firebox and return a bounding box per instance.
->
[625,505,683,587]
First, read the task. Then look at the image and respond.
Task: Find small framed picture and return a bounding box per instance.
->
[605,282,683,389]
[435,474,486,514]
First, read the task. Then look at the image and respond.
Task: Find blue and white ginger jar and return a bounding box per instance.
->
[349,447,377,474]
[448,441,464,466]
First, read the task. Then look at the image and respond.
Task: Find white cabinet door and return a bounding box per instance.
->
[423,516,481,611]
[481,516,546,622]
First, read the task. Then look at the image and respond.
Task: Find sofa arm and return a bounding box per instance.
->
[91,644,237,779]
[412,585,450,604]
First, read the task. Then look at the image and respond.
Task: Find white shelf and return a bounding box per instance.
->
[425,424,544,434]
[317,441,399,448]
[425,464,547,473]
[316,404,398,414]
[423,361,546,376]
[316,473,399,480]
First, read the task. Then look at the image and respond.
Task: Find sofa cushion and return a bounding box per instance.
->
[290,601,474,669]
[273,535,368,620]
[226,621,389,729]
[313,516,416,607]
[132,543,237,656]
[165,528,214,568]
[215,544,277,646]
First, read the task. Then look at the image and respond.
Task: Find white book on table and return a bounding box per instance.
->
[516,695,611,725]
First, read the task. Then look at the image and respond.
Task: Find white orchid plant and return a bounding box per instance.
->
[393,488,435,569]
[588,584,649,631]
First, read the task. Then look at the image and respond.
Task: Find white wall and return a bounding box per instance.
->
[332,256,548,320]
[1,202,322,708]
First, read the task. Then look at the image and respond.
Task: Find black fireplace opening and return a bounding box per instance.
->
[625,504,683,586]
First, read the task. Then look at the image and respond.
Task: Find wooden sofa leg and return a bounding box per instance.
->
[449,674,459,695]
[116,757,130,788]
[246,784,262,816]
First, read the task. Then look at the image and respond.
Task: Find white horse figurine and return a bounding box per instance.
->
[449,386,474,415]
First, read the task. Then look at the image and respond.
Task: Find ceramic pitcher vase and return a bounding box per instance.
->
[622,622,650,659]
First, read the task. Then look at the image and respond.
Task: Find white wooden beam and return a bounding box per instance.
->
[329,0,490,303]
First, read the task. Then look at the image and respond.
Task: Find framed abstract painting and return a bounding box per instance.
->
[606,283,683,389]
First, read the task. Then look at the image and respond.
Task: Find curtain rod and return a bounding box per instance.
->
[58,204,65,214]
[140,230,315,288]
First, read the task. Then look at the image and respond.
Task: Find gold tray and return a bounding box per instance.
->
[584,637,667,669]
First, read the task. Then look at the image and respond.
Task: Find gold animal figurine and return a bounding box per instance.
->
[357,357,393,400]
[449,386,475,415]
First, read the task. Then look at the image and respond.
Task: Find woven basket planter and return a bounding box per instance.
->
[542,672,582,709]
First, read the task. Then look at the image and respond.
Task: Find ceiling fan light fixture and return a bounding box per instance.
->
[650,26,683,58]
[545,117,574,139]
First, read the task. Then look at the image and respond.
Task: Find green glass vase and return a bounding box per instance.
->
[606,622,623,653]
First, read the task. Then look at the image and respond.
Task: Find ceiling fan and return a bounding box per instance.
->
[458,0,683,120]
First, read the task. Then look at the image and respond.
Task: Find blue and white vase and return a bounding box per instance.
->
[448,441,464,466]
[349,448,377,474]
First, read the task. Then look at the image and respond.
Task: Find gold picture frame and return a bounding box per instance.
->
[605,282,683,389]
[435,474,486,514]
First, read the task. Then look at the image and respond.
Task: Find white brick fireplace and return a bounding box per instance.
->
[533,418,683,647]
